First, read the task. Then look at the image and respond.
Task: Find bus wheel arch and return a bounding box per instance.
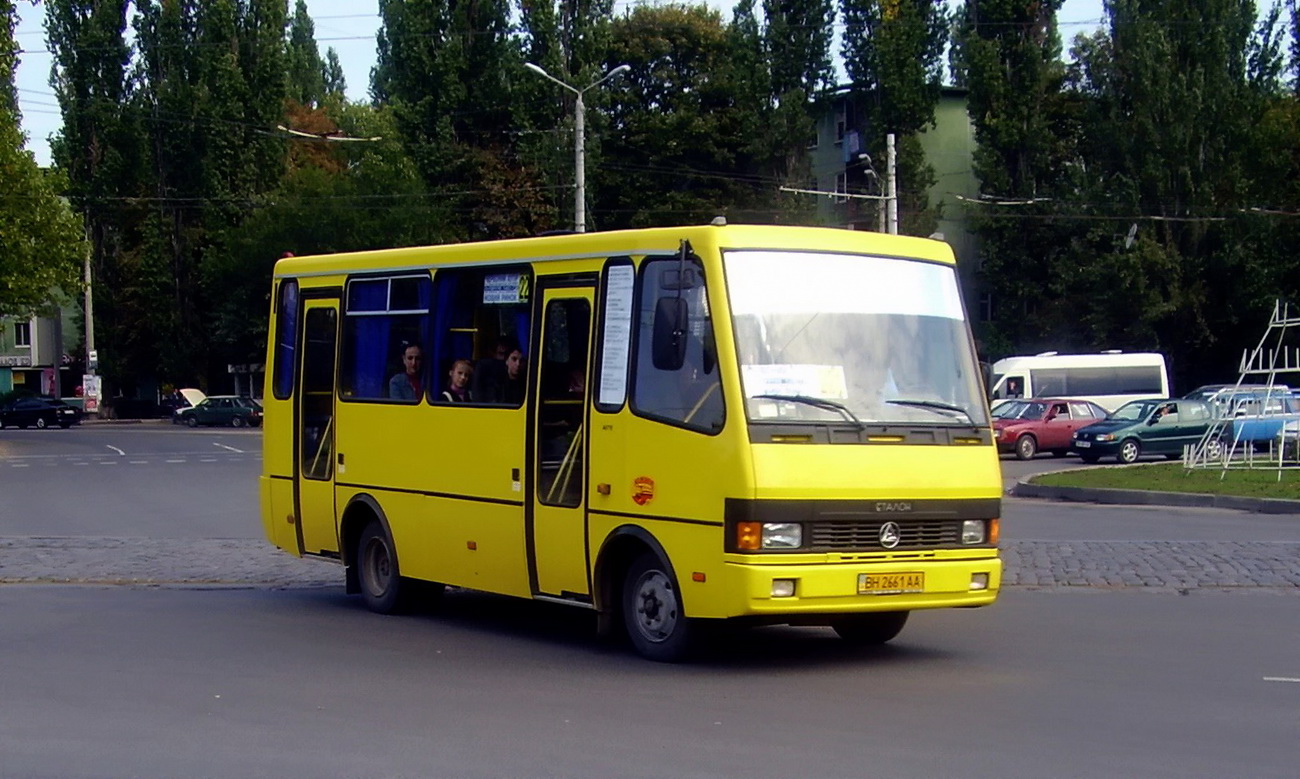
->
[340,494,392,597]
[592,527,675,638]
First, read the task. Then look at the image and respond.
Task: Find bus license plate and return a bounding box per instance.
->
[858,572,924,595]
[1075,440,1091,448]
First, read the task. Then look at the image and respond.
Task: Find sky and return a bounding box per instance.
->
[10,0,1107,168]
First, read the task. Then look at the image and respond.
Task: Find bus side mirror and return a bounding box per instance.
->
[652,297,688,371]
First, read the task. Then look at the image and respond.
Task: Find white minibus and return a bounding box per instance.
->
[988,351,1169,412]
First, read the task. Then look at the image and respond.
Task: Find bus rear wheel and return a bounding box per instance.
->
[357,520,414,614]
[831,611,909,645]
[623,553,695,662]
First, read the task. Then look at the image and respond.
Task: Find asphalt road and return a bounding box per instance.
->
[2,424,1298,777]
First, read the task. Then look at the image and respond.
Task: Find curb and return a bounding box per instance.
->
[1013,473,1300,515]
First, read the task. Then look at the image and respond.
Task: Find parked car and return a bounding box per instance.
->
[1212,393,1300,452]
[165,388,208,423]
[1181,383,1290,402]
[992,397,1110,459]
[0,397,83,429]
[176,396,262,428]
[1071,398,1214,464]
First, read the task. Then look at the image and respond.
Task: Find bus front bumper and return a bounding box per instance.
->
[713,554,1002,619]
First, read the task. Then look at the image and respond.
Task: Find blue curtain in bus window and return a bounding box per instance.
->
[274,280,298,399]
[515,310,531,356]
[432,274,461,388]
[348,280,390,399]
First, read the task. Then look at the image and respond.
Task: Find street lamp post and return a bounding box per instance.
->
[525,62,630,233]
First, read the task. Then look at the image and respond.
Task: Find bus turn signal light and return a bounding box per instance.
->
[989,519,1000,545]
[737,522,761,550]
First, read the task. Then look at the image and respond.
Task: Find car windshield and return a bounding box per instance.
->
[992,400,1046,420]
[725,249,989,427]
[1110,400,1158,421]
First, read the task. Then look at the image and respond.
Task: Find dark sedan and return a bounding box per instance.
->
[1071,398,1214,464]
[0,397,83,429]
[176,396,263,428]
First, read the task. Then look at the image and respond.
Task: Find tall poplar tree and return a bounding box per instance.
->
[45,0,136,386]
[951,0,1081,353]
[0,0,85,321]
[1066,0,1285,386]
[374,0,549,238]
[840,0,947,234]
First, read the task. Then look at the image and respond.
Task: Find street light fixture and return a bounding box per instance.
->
[525,62,630,233]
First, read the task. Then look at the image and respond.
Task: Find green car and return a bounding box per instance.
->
[1070,398,1213,464]
[177,395,263,428]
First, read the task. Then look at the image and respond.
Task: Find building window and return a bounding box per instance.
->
[14,321,30,347]
[834,172,848,204]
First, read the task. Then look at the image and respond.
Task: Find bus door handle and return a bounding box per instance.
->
[337,453,345,465]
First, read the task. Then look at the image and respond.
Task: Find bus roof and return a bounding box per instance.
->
[992,352,1167,370]
[272,223,957,279]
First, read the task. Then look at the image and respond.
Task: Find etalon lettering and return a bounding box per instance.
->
[874,501,913,512]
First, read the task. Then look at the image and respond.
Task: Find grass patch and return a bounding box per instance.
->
[1031,462,1300,499]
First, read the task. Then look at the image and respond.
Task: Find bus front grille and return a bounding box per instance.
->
[808,520,961,550]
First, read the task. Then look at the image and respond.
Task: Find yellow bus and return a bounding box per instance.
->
[260,223,1001,661]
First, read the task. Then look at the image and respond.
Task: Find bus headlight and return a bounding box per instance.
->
[761,523,802,549]
[961,520,986,544]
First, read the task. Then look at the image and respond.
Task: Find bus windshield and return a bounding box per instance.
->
[725,250,989,427]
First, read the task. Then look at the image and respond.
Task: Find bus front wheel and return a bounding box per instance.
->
[832,611,909,645]
[357,520,414,614]
[623,553,695,662]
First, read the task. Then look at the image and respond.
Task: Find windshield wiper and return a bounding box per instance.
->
[752,394,865,429]
[886,398,975,424]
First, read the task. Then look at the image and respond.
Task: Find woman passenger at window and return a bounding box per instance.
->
[441,359,473,403]
[388,343,424,400]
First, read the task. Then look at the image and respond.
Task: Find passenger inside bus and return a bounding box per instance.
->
[441,359,473,403]
[474,336,526,404]
[387,342,425,400]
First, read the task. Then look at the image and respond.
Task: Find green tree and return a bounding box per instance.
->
[951,0,1084,353]
[45,0,138,388]
[0,0,86,322]
[840,0,948,234]
[286,0,325,105]
[1065,0,1287,387]
[597,5,773,227]
[374,0,550,238]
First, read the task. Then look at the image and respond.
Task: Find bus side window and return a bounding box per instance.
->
[431,266,533,406]
[273,280,299,400]
[631,257,724,433]
[339,275,432,402]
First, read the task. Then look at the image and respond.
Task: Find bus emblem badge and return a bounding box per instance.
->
[632,477,656,505]
[879,522,902,549]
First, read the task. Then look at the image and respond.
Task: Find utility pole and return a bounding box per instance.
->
[886,133,898,235]
[83,220,97,415]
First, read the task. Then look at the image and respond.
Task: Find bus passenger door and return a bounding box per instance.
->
[529,285,595,598]
[296,299,340,555]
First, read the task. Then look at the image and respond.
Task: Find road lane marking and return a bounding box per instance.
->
[11,463,28,468]
[1264,677,1300,683]
[199,458,218,462]
[214,443,244,453]
[106,445,125,456]
[129,460,148,464]
[165,459,185,463]
[74,462,89,466]
[99,461,117,466]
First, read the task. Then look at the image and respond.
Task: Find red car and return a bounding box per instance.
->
[992,398,1110,459]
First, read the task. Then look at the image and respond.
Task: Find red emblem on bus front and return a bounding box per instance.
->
[632,477,655,505]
